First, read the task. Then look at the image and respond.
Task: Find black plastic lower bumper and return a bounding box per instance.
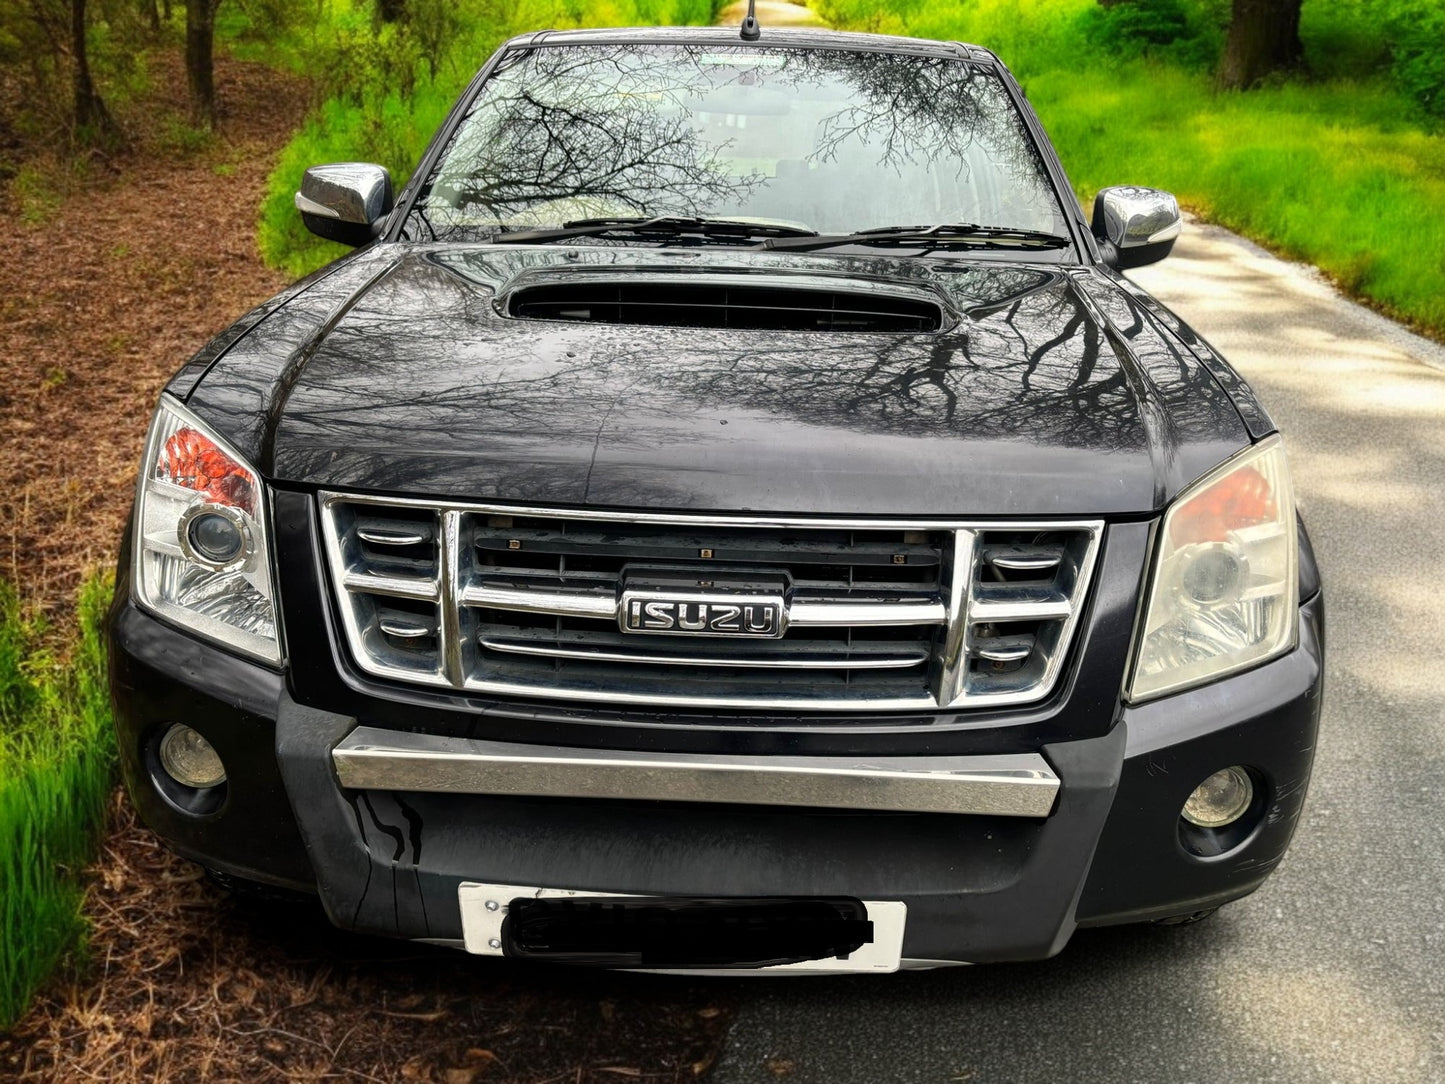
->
[109,592,1323,965]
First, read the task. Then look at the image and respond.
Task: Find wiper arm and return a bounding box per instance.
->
[490,216,818,245]
[758,223,1072,253]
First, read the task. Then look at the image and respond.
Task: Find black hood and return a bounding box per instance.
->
[184,245,1253,516]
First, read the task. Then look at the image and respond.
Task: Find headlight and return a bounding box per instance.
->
[132,395,282,664]
[1128,436,1297,702]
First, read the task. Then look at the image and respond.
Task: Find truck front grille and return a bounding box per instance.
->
[319,493,1102,712]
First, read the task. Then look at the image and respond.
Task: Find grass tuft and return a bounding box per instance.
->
[0,574,115,1032]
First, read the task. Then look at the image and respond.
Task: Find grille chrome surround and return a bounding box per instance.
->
[319,492,1103,713]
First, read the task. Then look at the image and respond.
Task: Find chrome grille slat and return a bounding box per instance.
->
[342,570,438,601]
[479,636,930,670]
[461,584,617,618]
[474,529,939,566]
[379,617,436,639]
[476,567,617,584]
[973,636,1033,664]
[986,550,1062,573]
[320,493,1102,713]
[357,526,430,546]
[787,599,948,627]
[969,597,1073,622]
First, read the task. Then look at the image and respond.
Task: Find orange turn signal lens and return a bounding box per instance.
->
[159,427,256,514]
[1168,465,1275,547]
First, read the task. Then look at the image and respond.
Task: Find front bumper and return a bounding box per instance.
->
[108,577,1323,966]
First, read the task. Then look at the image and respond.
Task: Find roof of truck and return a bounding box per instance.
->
[501,25,1000,66]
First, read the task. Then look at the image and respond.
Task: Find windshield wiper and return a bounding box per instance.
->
[757,223,1073,253]
[489,216,819,245]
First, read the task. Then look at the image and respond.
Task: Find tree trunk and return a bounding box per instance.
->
[1219,0,1302,89]
[185,0,218,128]
[71,0,116,135]
[145,0,161,33]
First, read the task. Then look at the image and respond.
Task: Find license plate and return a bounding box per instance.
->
[458,882,906,974]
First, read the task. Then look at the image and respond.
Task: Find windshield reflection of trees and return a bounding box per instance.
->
[409,44,1063,237]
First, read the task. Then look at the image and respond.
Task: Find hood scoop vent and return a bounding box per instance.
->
[505,278,945,333]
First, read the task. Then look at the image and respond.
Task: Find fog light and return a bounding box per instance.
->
[159,725,226,789]
[1182,766,1253,828]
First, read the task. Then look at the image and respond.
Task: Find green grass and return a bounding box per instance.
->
[0,575,115,1032]
[250,0,719,278]
[1035,64,1445,331]
[811,0,1445,335]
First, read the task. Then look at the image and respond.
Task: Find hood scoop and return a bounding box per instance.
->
[502,273,947,333]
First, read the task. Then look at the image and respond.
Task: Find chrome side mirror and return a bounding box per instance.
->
[1091,186,1181,270]
[295,163,394,247]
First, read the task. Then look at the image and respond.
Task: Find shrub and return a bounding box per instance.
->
[1077,0,1227,69]
[1386,5,1445,119]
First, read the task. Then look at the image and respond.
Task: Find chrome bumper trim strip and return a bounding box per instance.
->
[331,726,1060,817]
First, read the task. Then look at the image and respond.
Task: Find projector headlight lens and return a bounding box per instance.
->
[182,507,249,567]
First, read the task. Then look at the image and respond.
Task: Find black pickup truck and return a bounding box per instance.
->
[108,24,1323,972]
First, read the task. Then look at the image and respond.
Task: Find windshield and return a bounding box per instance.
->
[409,43,1070,244]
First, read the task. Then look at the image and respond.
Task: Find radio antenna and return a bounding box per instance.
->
[740,0,761,41]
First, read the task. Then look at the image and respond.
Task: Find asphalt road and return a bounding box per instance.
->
[712,223,1445,1083]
